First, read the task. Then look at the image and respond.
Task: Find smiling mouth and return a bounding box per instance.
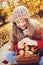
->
[20,24,26,28]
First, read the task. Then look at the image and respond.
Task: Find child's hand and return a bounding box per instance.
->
[23,38,38,46]
[18,40,25,49]
[26,39,38,46]
[18,38,38,49]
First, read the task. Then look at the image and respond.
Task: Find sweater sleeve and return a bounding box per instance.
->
[36,40,43,49]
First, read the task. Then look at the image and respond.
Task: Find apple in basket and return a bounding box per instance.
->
[24,45,34,57]
[19,50,24,56]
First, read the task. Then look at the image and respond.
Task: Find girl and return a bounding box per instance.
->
[6,6,43,65]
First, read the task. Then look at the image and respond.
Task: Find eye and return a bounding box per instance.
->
[17,22,20,24]
[16,20,20,24]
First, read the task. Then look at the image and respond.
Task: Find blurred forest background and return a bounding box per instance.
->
[0,0,43,48]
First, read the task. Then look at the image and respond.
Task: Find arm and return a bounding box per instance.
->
[18,38,43,50]
[20,38,38,46]
[36,40,43,49]
[18,37,38,49]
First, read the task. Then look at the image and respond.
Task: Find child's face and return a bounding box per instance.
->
[16,18,27,29]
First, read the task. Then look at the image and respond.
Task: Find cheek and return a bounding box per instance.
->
[24,22,26,25]
[16,24,21,28]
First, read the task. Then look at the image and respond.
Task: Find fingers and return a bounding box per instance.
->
[18,41,24,49]
[33,41,38,46]
[18,38,38,49]
[24,40,38,46]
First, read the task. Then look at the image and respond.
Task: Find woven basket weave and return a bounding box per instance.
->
[16,53,40,64]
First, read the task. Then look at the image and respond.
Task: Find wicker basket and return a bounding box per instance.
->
[16,53,40,64]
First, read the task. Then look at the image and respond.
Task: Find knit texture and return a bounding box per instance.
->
[9,6,30,22]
